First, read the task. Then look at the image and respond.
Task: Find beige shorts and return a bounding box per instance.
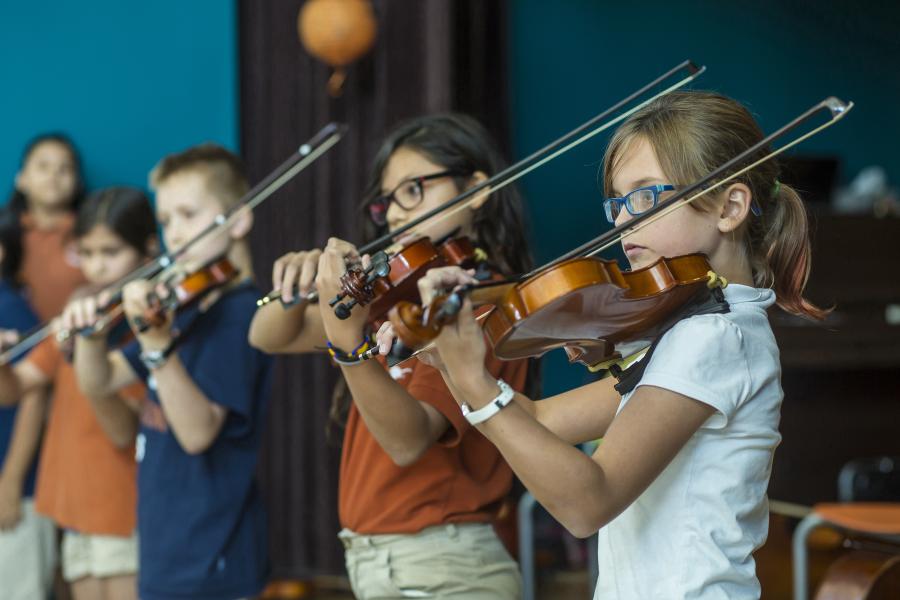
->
[340,523,521,599]
[62,529,138,582]
[0,499,56,600]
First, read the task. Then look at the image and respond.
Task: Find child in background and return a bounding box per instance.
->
[0,187,157,600]
[68,145,273,600]
[6,133,87,320]
[0,208,55,600]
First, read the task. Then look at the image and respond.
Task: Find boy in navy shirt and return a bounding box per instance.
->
[67,146,272,600]
[0,209,55,598]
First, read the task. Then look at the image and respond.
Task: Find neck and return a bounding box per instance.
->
[28,201,69,230]
[227,240,254,282]
[709,235,755,288]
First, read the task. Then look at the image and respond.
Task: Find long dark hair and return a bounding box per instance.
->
[361,113,533,276]
[74,187,157,255]
[6,133,86,218]
[329,113,539,438]
[0,209,24,285]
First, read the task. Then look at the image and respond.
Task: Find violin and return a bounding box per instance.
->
[389,253,725,370]
[385,96,853,368]
[132,256,240,331]
[329,235,483,321]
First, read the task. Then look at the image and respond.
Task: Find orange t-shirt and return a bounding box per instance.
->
[28,338,141,536]
[338,348,529,535]
[19,213,86,321]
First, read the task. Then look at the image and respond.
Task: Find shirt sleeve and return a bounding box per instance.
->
[183,314,269,437]
[634,314,751,429]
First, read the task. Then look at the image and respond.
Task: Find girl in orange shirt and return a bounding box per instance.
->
[250,114,534,599]
[5,133,87,320]
[0,187,157,600]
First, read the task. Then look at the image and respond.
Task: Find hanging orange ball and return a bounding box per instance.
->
[298,0,377,95]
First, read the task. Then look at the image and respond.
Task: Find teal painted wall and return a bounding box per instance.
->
[0,1,239,201]
[508,1,900,394]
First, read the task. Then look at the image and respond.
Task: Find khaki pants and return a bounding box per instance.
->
[0,499,56,600]
[340,523,521,599]
[61,529,139,582]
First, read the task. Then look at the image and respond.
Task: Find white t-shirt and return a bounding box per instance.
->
[595,284,782,600]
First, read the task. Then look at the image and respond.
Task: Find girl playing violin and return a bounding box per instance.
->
[410,91,825,599]
[249,114,533,599]
[0,187,156,600]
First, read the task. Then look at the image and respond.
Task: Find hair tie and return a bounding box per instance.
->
[772,179,781,198]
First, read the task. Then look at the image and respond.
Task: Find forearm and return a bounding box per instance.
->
[341,361,446,466]
[439,366,537,418]
[248,301,324,354]
[152,356,225,454]
[89,394,138,449]
[457,375,614,538]
[74,336,116,397]
[0,388,46,486]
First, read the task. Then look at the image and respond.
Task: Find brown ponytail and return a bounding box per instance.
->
[750,182,829,319]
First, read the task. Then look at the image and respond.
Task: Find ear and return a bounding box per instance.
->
[467,171,491,211]
[228,207,254,240]
[718,183,753,233]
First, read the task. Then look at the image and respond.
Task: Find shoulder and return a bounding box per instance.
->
[206,284,263,328]
[0,282,38,330]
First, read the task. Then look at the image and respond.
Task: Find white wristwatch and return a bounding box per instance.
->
[461,379,514,425]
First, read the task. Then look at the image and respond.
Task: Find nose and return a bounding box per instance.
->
[614,206,632,227]
[386,201,408,230]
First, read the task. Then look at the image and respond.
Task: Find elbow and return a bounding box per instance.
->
[387,441,429,468]
[247,326,269,352]
[565,518,604,539]
[248,325,282,355]
[550,502,613,539]
[179,435,214,456]
[108,430,136,450]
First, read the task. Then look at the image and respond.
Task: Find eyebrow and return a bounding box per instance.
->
[380,172,425,195]
[612,177,666,197]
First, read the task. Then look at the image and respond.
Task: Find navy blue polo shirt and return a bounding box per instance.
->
[0,280,40,497]
[122,284,272,600]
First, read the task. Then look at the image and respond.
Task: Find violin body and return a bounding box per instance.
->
[482,253,717,367]
[389,253,720,369]
[136,256,239,330]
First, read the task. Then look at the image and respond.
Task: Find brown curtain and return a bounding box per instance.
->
[239,0,510,577]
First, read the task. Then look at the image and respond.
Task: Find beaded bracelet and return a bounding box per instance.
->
[326,338,379,366]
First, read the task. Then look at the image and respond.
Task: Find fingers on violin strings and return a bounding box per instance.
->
[271,255,289,292]
[297,252,321,297]
[325,237,359,259]
[281,258,302,302]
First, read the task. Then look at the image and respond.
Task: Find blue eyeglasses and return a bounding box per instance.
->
[603,184,676,224]
[603,183,764,223]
